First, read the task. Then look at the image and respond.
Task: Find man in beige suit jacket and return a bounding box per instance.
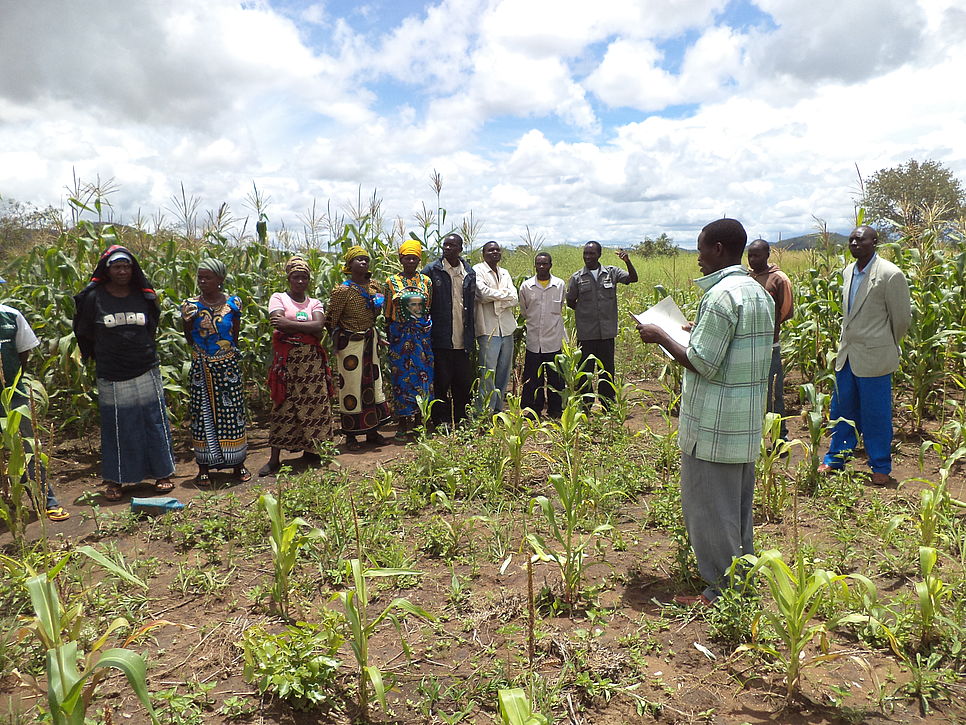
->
[818,226,911,485]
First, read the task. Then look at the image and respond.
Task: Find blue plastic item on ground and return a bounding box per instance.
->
[130,496,185,515]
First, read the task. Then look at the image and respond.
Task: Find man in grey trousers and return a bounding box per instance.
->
[635,219,773,606]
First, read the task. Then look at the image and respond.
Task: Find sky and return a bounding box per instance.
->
[1,0,964,249]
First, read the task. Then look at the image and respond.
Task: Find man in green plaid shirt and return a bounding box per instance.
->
[636,218,773,607]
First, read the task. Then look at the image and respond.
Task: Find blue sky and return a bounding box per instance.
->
[1,0,964,249]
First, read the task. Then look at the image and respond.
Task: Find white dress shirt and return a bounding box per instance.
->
[473,262,518,337]
[518,275,565,353]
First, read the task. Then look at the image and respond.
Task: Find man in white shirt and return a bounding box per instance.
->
[473,241,518,412]
[519,252,565,418]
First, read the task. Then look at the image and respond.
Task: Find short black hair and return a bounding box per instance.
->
[482,240,500,252]
[584,240,602,253]
[701,218,747,257]
[535,252,552,263]
[748,238,770,251]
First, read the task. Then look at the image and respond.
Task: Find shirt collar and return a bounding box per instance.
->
[854,253,877,274]
[693,264,747,292]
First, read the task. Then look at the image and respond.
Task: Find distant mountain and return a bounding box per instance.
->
[774,232,848,250]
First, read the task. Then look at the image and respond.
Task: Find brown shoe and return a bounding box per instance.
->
[816,463,837,474]
[672,593,714,608]
[870,472,895,486]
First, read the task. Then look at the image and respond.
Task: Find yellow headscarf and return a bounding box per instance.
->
[342,246,368,274]
[284,256,311,277]
[399,239,422,258]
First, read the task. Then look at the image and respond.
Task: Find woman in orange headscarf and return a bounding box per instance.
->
[384,239,433,439]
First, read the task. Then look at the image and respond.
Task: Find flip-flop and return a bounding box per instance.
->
[46,506,70,522]
[103,483,124,501]
[236,467,252,483]
[153,478,175,493]
[194,472,212,487]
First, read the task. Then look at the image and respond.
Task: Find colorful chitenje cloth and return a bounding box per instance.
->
[98,368,176,484]
[266,331,335,451]
[183,295,247,468]
[327,279,391,433]
[385,272,433,417]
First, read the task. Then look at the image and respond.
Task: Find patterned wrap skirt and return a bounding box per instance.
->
[188,347,247,468]
[97,367,176,484]
[387,319,433,417]
[333,327,391,433]
[268,342,335,451]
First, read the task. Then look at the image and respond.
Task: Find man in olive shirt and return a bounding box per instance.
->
[565,242,637,406]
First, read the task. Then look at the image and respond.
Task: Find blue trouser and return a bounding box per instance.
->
[477,334,514,412]
[823,360,893,474]
[680,451,756,601]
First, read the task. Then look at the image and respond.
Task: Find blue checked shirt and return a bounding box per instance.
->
[679,265,775,464]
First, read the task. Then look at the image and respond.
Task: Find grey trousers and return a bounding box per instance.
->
[766,344,787,438]
[680,451,756,600]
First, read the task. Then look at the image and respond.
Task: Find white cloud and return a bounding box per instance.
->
[0,0,964,251]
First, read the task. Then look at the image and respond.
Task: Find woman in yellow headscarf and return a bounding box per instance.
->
[326,246,391,450]
[384,239,433,439]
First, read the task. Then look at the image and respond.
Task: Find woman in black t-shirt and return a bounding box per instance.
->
[73,245,177,501]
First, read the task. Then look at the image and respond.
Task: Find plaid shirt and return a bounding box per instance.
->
[679,265,774,464]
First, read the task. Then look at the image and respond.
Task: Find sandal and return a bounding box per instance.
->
[345,438,363,452]
[194,472,212,488]
[103,482,124,501]
[153,478,175,493]
[46,506,70,522]
[235,467,252,483]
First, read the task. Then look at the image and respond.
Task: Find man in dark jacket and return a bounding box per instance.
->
[423,233,476,427]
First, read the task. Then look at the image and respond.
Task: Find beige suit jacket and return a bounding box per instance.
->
[836,255,911,377]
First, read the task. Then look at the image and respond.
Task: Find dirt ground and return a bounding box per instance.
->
[3,387,964,725]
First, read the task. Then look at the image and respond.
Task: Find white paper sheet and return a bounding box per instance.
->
[631,296,691,358]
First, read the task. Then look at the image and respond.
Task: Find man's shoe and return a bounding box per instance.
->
[871,472,895,486]
[672,593,713,608]
[816,463,837,475]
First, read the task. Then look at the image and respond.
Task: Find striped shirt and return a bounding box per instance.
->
[679,265,775,464]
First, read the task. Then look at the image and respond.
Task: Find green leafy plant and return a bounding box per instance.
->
[491,394,548,489]
[241,617,343,711]
[334,558,435,714]
[0,374,43,547]
[3,548,172,725]
[258,492,323,619]
[756,412,804,522]
[497,688,549,724]
[736,549,856,702]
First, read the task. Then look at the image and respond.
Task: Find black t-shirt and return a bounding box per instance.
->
[92,287,159,381]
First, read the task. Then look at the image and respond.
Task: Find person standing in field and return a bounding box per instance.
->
[327,247,391,450]
[180,258,250,486]
[565,241,638,407]
[473,241,518,413]
[384,239,434,440]
[635,219,774,607]
[72,245,176,501]
[423,233,476,428]
[0,284,69,520]
[818,225,911,485]
[518,252,565,418]
[746,239,794,440]
[260,256,335,476]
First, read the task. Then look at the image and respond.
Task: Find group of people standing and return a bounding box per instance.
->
[53,234,642,503]
[11,221,913,617]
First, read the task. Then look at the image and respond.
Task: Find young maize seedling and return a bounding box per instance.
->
[334,558,435,714]
[497,688,549,725]
[258,493,324,619]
